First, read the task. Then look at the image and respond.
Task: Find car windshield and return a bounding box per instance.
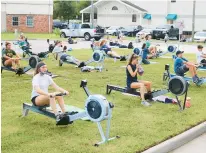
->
[195,32,206,37]
[156,25,171,29]
[108,26,119,30]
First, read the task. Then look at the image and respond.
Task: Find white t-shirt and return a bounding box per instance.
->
[53,46,65,58]
[196,51,203,64]
[31,74,54,99]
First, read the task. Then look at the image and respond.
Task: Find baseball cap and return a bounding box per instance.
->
[176,50,184,56]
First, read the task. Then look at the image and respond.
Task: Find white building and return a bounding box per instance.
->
[80,0,206,32]
[1,0,53,33]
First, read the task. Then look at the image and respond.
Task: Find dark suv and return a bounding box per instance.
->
[53,20,68,29]
[152,24,179,40]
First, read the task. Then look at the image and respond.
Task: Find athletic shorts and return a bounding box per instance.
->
[31,96,38,106]
[201,59,206,64]
[176,65,189,76]
[127,81,139,89]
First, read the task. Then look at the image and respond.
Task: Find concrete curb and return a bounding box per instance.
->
[142,121,206,153]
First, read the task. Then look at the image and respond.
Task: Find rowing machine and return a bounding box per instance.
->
[1,55,40,76]
[157,45,177,57]
[106,84,169,100]
[163,64,206,86]
[22,80,119,146]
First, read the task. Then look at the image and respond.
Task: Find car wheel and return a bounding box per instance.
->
[60,32,66,38]
[113,32,116,36]
[94,37,101,41]
[84,33,91,41]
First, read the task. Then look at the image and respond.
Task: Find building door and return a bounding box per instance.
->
[167,20,173,24]
[1,11,6,32]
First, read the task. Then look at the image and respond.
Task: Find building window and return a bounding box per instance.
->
[26,16,34,27]
[132,14,136,22]
[112,6,118,10]
[12,17,19,26]
[171,0,176,2]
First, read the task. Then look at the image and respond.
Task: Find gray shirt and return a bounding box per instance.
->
[31,73,54,99]
[53,46,65,58]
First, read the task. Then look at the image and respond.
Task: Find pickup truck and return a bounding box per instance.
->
[60,23,105,41]
[152,24,179,40]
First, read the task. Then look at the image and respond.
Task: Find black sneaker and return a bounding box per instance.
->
[78,62,86,68]
[120,56,126,61]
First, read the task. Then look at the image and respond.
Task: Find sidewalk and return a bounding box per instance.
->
[171,133,206,153]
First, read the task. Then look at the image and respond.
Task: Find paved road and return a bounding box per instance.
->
[2,39,206,54]
[171,133,206,153]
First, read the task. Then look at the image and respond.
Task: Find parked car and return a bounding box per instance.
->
[60,23,105,41]
[194,31,206,43]
[122,25,143,37]
[136,28,153,38]
[106,26,124,36]
[53,20,68,29]
[152,24,179,40]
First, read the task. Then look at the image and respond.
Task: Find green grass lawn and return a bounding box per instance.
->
[1,32,67,41]
[2,32,205,46]
[2,49,206,153]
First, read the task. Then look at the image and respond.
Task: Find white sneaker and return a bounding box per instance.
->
[141,101,151,107]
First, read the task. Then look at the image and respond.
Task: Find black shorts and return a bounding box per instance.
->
[31,96,38,106]
[201,59,206,64]
[176,65,189,76]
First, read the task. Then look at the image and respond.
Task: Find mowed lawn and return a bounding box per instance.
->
[2,48,206,153]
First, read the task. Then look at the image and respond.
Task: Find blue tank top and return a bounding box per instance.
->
[126,64,138,87]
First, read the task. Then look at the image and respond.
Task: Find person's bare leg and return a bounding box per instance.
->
[140,81,152,92]
[4,59,12,67]
[131,83,146,101]
[111,51,121,58]
[34,95,60,114]
[49,97,58,115]
[187,65,195,77]
[55,96,66,113]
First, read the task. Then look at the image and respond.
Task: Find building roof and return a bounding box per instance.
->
[80,0,147,13]
[121,0,147,12]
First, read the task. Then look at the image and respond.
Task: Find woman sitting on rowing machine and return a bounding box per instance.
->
[31,62,69,123]
[99,39,126,61]
[53,40,85,67]
[126,53,152,106]
[2,42,21,70]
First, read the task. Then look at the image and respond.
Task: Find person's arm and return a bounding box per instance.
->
[49,77,69,94]
[201,54,206,58]
[127,65,138,77]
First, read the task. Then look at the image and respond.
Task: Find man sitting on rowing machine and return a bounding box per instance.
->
[31,62,69,123]
[174,50,204,84]
[196,45,206,67]
[99,40,127,61]
[2,42,21,70]
[126,53,152,106]
[53,40,85,67]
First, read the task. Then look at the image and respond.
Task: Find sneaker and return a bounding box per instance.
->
[55,114,62,123]
[141,101,151,107]
[78,62,86,68]
[120,56,126,61]
[192,76,199,84]
[196,78,204,86]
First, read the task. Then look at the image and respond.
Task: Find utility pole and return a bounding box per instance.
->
[191,0,196,42]
[91,0,94,28]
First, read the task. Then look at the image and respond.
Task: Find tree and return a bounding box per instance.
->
[53,1,76,21]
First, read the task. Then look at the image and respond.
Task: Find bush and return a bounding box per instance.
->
[53,28,61,36]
